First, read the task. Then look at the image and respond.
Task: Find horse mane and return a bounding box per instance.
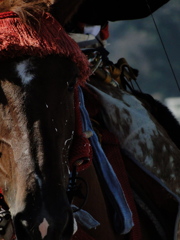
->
[0,0,51,25]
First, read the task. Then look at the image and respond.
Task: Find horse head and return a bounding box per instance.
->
[0,2,90,239]
[0,55,78,239]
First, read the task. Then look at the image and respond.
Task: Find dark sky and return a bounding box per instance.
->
[106,0,180,101]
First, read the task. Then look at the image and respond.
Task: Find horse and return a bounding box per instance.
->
[0,1,180,240]
[0,3,131,239]
[0,1,135,240]
[0,56,76,240]
[0,1,91,239]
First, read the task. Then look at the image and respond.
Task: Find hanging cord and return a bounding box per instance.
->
[145,0,180,92]
[67,166,89,212]
[134,80,142,92]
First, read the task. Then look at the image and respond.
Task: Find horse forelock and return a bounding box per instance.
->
[0,0,86,32]
[0,0,52,23]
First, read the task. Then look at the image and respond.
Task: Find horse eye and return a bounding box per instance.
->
[67,77,78,91]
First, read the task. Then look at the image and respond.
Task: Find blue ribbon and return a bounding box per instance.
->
[77,86,134,234]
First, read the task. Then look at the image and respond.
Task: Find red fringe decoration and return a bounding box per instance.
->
[0,11,91,84]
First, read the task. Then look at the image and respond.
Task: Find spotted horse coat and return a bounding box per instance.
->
[82,78,180,240]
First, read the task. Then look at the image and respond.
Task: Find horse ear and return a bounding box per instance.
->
[50,0,84,26]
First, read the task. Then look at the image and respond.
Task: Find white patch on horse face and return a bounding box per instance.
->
[16,60,35,85]
[38,218,49,239]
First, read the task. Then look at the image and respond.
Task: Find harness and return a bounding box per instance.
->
[69,31,141,92]
[66,45,143,239]
[69,85,142,239]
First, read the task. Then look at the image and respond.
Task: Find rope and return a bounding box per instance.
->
[145,0,180,93]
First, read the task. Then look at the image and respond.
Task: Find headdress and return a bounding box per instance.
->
[0,11,91,84]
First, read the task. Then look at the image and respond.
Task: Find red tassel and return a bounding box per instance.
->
[100,22,109,40]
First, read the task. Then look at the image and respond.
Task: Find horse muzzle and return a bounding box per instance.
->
[13,199,74,240]
[37,208,74,240]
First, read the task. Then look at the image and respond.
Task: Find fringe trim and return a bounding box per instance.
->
[0,11,91,84]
